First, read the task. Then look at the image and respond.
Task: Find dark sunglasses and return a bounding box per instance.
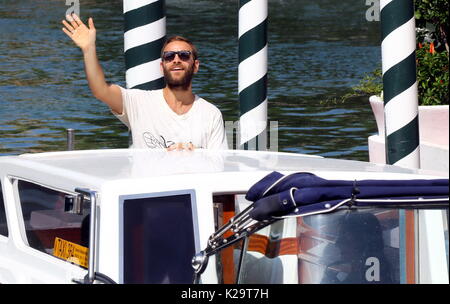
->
[162,50,192,62]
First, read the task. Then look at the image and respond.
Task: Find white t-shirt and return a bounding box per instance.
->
[113,87,228,150]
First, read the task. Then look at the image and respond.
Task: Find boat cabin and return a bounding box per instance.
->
[0,149,448,284]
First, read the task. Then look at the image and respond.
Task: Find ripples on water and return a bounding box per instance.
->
[0,0,381,160]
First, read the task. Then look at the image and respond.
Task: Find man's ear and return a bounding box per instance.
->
[160,61,164,73]
[194,59,200,74]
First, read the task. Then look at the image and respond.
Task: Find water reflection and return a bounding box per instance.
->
[0,0,380,160]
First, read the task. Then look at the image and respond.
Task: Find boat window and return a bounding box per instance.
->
[213,194,300,284]
[236,208,449,284]
[212,194,257,284]
[0,181,8,237]
[121,192,197,284]
[234,194,300,284]
[17,180,90,267]
[295,209,405,284]
[213,197,450,284]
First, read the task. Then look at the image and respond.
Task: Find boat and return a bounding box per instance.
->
[0,148,448,284]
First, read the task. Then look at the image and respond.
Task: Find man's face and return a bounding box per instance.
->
[161,41,199,90]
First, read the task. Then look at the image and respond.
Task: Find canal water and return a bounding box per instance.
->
[0,0,381,160]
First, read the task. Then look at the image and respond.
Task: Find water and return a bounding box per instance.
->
[0,0,381,160]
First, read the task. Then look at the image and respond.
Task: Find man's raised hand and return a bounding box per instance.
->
[60,14,123,113]
[62,14,96,52]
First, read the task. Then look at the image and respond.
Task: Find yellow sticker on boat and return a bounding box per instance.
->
[53,237,89,268]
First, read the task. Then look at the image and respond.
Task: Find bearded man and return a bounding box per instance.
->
[62,14,228,151]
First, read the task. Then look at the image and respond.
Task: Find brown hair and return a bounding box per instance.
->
[161,35,198,60]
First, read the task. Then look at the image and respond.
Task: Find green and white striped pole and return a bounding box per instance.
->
[380,0,420,168]
[123,0,166,90]
[238,0,268,150]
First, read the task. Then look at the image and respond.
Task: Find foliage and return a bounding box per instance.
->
[416,43,449,105]
[414,0,449,52]
[339,68,383,103]
[414,0,449,105]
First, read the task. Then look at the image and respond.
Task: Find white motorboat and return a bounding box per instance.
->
[0,148,448,284]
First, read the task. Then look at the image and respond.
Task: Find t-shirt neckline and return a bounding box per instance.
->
[159,89,199,120]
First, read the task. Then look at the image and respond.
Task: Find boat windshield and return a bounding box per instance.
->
[215,199,449,284]
[296,209,401,284]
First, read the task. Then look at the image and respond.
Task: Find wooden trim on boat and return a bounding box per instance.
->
[405,210,416,284]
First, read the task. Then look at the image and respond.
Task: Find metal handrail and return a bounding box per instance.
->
[75,188,97,283]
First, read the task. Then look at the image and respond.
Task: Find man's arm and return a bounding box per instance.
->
[62,14,123,114]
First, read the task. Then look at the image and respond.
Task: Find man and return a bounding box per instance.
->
[62,14,228,151]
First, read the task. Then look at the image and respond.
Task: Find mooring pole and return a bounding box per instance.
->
[380,0,420,168]
[123,0,166,90]
[66,128,75,151]
[238,0,268,150]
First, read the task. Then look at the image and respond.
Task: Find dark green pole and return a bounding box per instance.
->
[123,0,166,90]
[238,0,268,150]
[380,0,420,168]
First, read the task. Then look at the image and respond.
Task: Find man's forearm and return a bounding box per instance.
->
[81,46,123,113]
[83,46,108,99]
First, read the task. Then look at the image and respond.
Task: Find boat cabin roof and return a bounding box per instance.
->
[0,149,441,193]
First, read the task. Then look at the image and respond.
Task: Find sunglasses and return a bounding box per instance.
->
[162,50,193,62]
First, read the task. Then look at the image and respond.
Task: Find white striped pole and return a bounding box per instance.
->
[380,0,420,168]
[123,0,166,90]
[238,0,268,150]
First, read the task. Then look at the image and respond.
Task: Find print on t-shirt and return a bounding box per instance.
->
[143,132,175,149]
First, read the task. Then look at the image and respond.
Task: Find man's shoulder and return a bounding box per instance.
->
[121,87,163,103]
[195,96,222,116]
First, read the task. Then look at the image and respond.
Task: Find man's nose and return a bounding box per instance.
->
[173,53,182,62]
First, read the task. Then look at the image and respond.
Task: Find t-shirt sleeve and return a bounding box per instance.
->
[111,86,131,128]
[207,109,229,150]
[111,86,143,129]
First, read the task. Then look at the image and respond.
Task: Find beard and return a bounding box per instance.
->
[163,63,195,91]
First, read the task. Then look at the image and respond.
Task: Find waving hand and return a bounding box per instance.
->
[61,14,123,114]
[62,14,96,52]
